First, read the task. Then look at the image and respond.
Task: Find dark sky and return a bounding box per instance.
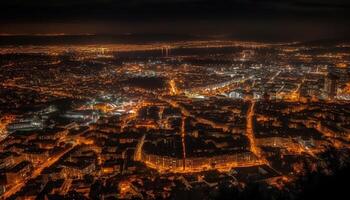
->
[0,0,349,41]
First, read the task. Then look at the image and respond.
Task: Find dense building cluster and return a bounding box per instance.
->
[0,40,349,199]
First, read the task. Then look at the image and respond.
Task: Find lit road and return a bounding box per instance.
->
[1,145,76,199]
[267,70,281,84]
[189,78,250,97]
[134,134,146,161]
[160,97,231,132]
[246,100,267,164]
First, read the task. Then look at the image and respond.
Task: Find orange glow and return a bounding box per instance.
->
[0,115,15,136]
[141,158,264,174]
[336,63,347,68]
[169,79,179,95]
[343,82,350,94]
[246,101,267,164]
[93,103,114,113]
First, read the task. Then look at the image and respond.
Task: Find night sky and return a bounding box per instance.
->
[1,0,349,41]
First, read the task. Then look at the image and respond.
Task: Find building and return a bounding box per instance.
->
[5,161,33,186]
[7,119,43,133]
[324,73,338,99]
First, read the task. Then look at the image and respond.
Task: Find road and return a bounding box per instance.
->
[246,100,267,164]
[1,145,76,199]
[160,97,231,132]
[267,70,281,84]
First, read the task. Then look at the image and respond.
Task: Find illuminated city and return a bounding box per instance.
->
[0,1,350,200]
